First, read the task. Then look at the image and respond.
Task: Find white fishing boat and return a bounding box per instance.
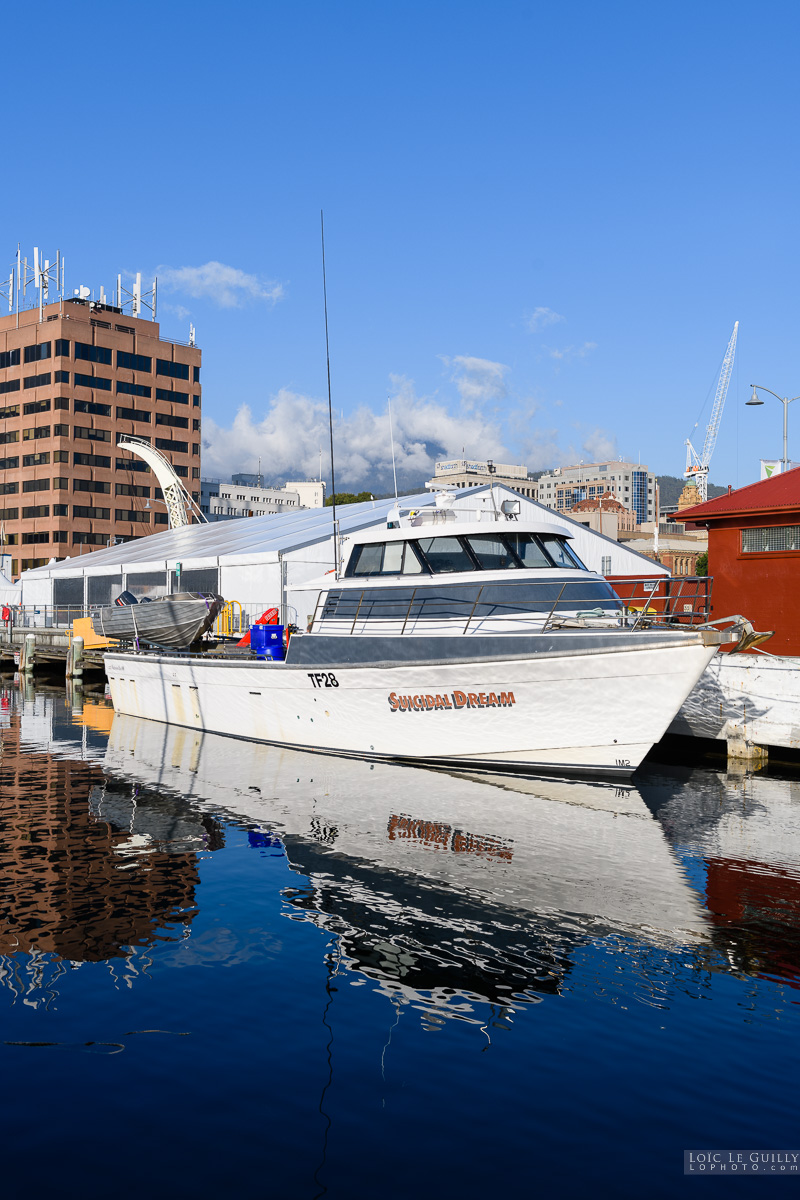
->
[104,497,739,776]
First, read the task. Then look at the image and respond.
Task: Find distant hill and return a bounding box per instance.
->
[657,475,727,508]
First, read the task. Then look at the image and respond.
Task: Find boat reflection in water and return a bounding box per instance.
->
[4,687,800,1024]
[101,713,709,1021]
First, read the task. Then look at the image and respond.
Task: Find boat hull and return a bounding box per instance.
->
[669,651,800,752]
[105,631,718,776]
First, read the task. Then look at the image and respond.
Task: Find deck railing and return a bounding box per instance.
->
[309,575,714,634]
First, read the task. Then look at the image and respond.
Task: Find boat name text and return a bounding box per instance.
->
[388,690,515,712]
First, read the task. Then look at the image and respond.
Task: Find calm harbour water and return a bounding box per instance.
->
[1,682,799,1199]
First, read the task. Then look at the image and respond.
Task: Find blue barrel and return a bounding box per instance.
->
[264,624,285,661]
[250,623,285,660]
[250,624,269,657]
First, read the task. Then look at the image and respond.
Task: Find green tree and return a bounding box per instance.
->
[695,551,708,576]
[325,491,374,506]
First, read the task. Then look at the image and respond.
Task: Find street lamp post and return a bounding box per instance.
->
[747,384,800,473]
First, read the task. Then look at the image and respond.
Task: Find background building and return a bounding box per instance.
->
[569,492,638,539]
[200,477,324,520]
[537,460,657,525]
[426,459,538,497]
[0,297,201,577]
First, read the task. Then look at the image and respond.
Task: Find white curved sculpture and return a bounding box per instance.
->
[117,436,204,530]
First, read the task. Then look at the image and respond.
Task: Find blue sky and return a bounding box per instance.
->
[5,1,800,490]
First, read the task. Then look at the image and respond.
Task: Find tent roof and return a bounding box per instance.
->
[22,491,441,577]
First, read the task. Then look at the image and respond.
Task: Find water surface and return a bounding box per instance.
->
[1,684,798,1198]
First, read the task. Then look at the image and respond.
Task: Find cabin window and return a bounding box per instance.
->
[465,535,519,570]
[416,537,476,573]
[348,541,425,576]
[538,535,585,570]
[504,533,553,568]
[742,525,800,552]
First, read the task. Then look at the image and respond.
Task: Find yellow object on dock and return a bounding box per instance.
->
[71,616,117,650]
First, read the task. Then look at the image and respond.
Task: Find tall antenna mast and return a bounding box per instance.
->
[321,210,338,575]
[387,397,399,500]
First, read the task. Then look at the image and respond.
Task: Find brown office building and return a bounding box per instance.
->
[0,298,201,578]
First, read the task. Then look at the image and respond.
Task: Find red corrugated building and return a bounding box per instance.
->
[680,466,800,655]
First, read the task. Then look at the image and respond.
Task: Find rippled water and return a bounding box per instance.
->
[1,682,799,1199]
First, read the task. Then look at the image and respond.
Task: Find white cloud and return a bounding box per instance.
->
[156,261,284,308]
[581,428,618,462]
[526,306,565,332]
[201,378,509,488]
[442,355,509,408]
[547,342,597,361]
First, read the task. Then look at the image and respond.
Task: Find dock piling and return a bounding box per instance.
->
[20,633,36,675]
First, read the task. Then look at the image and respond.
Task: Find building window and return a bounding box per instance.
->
[192,467,200,479]
[54,398,70,410]
[24,342,51,363]
[53,504,68,516]
[73,532,106,545]
[53,450,69,463]
[154,512,169,524]
[23,399,51,415]
[21,478,50,492]
[75,342,112,365]
[73,452,111,468]
[116,482,150,497]
[0,506,18,520]
[116,509,151,523]
[54,370,69,383]
[55,339,70,357]
[24,372,51,389]
[0,349,20,369]
[53,424,69,437]
[74,426,111,442]
[193,395,200,407]
[155,388,189,404]
[117,351,152,372]
[0,404,19,419]
[155,412,189,429]
[155,437,188,453]
[116,458,150,473]
[193,419,200,431]
[73,505,111,520]
[0,381,21,396]
[173,463,188,477]
[22,531,50,544]
[193,366,200,382]
[0,481,18,494]
[74,479,111,494]
[22,505,50,519]
[192,444,199,456]
[74,372,112,391]
[74,399,111,417]
[53,530,69,542]
[0,456,18,470]
[742,525,800,553]
[52,477,69,490]
[22,427,50,441]
[156,359,190,380]
[116,406,151,423]
[22,452,50,467]
[117,381,152,398]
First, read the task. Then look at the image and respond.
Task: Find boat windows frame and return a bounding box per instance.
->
[345,531,585,578]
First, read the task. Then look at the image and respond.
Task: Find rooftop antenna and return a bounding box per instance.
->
[387,397,399,500]
[116,271,157,320]
[321,210,339,576]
